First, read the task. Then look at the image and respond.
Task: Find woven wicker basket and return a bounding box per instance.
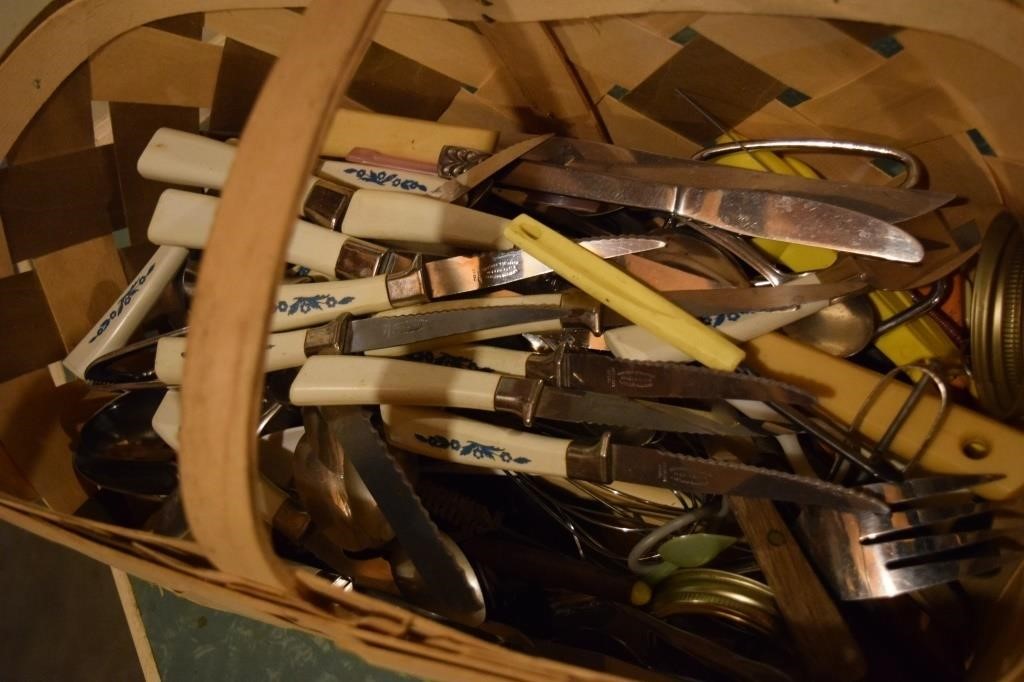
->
[1,2,1022,679]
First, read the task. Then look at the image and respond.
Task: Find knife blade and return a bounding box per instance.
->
[290,355,755,436]
[380,404,888,514]
[85,305,568,389]
[317,405,486,622]
[269,235,663,331]
[514,137,952,224]
[500,163,923,263]
[410,344,814,405]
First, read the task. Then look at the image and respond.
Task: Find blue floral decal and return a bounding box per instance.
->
[276,294,355,315]
[343,168,428,192]
[88,262,157,343]
[701,311,744,329]
[414,433,531,465]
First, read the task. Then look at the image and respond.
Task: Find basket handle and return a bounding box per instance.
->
[177,0,385,590]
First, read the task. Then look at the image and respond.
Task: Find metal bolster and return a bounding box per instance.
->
[304,314,352,356]
[384,259,429,307]
[437,145,492,179]
[335,238,392,279]
[270,499,312,543]
[558,291,604,335]
[303,179,356,230]
[565,432,614,483]
[494,376,545,427]
[524,352,557,382]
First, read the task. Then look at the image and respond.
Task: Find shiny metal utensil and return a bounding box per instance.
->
[493,138,951,224]
[294,408,394,552]
[318,405,486,625]
[498,161,924,263]
[795,474,1020,600]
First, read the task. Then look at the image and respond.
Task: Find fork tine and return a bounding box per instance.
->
[879,526,1024,564]
[859,502,1002,543]
[877,549,1024,597]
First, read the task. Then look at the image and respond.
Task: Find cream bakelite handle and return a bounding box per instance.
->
[322,109,498,163]
[289,356,501,412]
[63,245,189,379]
[148,190,347,278]
[155,331,308,385]
[426,345,532,376]
[381,404,569,477]
[272,277,393,331]
[340,190,513,250]
[137,128,237,189]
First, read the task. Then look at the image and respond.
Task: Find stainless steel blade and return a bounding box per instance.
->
[517,137,952,223]
[498,163,923,263]
[320,406,485,620]
[529,384,754,436]
[534,352,814,405]
[345,305,566,353]
[679,188,923,263]
[423,236,663,299]
[609,444,888,513]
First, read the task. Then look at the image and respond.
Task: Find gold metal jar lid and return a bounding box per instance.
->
[649,568,782,638]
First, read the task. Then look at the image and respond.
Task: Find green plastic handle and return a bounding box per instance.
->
[504,215,745,371]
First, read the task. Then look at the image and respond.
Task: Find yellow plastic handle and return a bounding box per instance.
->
[504,215,745,371]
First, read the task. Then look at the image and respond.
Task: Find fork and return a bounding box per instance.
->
[795,474,1023,600]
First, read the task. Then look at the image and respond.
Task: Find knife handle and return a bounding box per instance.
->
[319,159,447,196]
[155,331,308,385]
[381,404,570,477]
[63,245,189,379]
[367,295,564,357]
[427,345,532,376]
[504,216,744,371]
[290,356,502,413]
[272,277,393,331]
[149,189,354,278]
[341,190,513,250]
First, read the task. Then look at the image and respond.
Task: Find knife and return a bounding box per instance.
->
[317,405,486,623]
[408,344,814,406]
[359,280,866,358]
[451,137,952,224]
[84,306,568,389]
[500,163,924,263]
[380,404,888,514]
[289,355,755,436]
[268,235,663,331]
[138,128,514,250]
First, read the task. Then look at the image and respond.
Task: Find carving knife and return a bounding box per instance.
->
[380,404,888,514]
[444,137,952,224]
[289,355,756,436]
[83,306,568,389]
[407,344,815,406]
[267,236,664,331]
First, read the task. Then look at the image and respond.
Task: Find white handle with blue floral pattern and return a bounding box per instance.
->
[63,245,189,379]
[272,277,393,331]
[381,404,570,477]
